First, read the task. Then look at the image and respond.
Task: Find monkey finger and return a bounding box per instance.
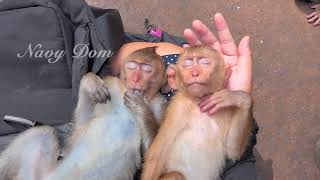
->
[124,93,132,103]
[102,86,111,101]
[199,95,222,107]
[211,90,229,99]
[200,99,224,112]
[97,87,109,103]
[208,101,230,115]
[95,89,104,103]
[213,89,229,95]
[207,93,228,104]
[91,91,102,103]
[123,96,135,108]
[124,91,140,104]
[199,94,214,105]
[124,90,135,99]
[127,92,141,102]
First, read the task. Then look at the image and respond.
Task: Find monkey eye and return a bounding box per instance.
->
[198,58,210,66]
[141,64,153,72]
[125,61,138,69]
[182,59,193,67]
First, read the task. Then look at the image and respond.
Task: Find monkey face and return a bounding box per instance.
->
[175,46,226,98]
[125,60,156,90]
[177,56,215,98]
[121,47,166,99]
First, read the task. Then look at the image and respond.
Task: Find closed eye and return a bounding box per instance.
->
[182,59,193,67]
[141,64,153,72]
[125,61,138,69]
[198,58,210,66]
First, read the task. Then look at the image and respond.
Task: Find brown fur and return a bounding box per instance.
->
[141,46,253,180]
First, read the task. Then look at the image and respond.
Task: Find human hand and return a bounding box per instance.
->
[307,4,320,26]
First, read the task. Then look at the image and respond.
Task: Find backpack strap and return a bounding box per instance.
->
[124,18,187,46]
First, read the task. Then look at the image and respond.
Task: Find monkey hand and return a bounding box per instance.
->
[307,4,320,26]
[199,90,252,115]
[81,73,111,104]
[124,90,149,116]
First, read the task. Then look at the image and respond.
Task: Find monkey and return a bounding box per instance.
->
[0,46,168,180]
[141,46,253,180]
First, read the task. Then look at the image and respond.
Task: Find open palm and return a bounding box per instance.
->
[183,13,252,93]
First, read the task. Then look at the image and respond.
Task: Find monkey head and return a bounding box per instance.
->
[168,46,227,98]
[120,47,166,99]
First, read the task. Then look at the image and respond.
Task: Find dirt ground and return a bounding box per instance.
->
[87,0,320,179]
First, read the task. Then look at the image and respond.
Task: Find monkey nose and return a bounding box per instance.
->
[192,69,199,77]
[133,72,141,82]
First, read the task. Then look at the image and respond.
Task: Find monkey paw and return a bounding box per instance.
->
[81,73,111,104]
[89,84,111,104]
[200,90,252,115]
[124,90,148,111]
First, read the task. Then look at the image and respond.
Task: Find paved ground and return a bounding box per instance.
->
[87,0,320,179]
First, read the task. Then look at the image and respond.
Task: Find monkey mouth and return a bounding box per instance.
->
[187,82,207,87]
[126,84,144,91]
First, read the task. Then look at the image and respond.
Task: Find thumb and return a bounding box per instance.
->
[237,36,253,93]
[238,36,251,58]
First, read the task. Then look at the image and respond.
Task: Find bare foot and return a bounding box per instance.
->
[307,4,320,26]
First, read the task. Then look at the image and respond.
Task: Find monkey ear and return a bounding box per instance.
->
[166,65,178,90]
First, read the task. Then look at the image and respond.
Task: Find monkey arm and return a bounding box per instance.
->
[73,73,110,128]
[73,87,94,128]
[137,104,159,154]
[138,96,168,153]
[225,92,253,161]
[142,95,191,180]
[142,114,187,180]
[199,90,253,160]
[123,91,159,154]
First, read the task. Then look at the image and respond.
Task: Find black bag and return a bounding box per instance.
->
[0,0,124,135]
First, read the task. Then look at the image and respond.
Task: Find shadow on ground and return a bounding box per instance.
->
[295,0,318,14]
[255,149,273,180]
